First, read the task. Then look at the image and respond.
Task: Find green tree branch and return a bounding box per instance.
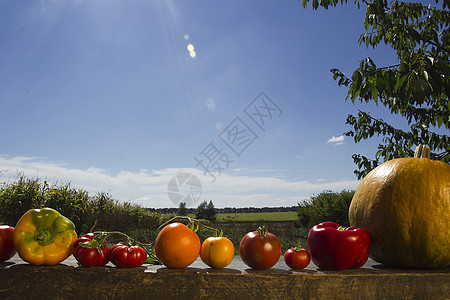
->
[302,0,449,178]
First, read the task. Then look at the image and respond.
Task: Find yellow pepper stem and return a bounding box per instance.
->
[34,227,55,246]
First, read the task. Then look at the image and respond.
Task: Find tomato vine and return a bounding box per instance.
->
[158,216,223,237]
[80,231,160,264]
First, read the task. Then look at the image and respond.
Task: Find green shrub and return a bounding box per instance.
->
[0,174,162,241]
[43,183,92,234]
[292,227,310,240]
[297,190,355,229]
[0,175,45,226]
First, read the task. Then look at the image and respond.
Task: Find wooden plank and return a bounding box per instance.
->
[1,255,448,299]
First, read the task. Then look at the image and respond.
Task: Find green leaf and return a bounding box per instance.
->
[350,87,361,102]
[372,87,379,103]
[376,74,385,94]
[313,0,319,10]
[437,116,444,128]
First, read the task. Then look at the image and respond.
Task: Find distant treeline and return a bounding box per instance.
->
[147,206,298,214]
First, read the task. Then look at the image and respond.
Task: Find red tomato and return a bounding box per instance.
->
[109,242,147,268]
[284,247,310,269]
[155,222,201,268]
[239,226,281,270]
[81,233,97,240]
[73,233,109,267]
[0,225,16,262]
[108,242,126,258]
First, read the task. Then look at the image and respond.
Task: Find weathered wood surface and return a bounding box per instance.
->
[1,254,448,299]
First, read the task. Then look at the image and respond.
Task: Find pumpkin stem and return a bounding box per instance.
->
[414,145,431,159]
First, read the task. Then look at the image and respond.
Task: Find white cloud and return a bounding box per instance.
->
[327,135,345,146]
[0,154,359,208]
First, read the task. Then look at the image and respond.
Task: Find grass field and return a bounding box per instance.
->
[215,211,297,222]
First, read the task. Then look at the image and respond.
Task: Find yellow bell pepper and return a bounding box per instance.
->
[13,207,78,265]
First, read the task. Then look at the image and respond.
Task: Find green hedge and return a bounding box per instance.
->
[0,174,163,241]
[296,190,355,237]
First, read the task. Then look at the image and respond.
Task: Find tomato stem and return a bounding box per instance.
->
[292,241,306,252]
[257,226,269,236]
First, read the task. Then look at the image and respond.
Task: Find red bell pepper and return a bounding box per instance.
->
[307,222,370,270]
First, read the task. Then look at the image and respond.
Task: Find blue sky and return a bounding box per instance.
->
[0,0,406,208]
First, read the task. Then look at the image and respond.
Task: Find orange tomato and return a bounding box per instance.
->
[154,222,201,268]
[200,237,235,269]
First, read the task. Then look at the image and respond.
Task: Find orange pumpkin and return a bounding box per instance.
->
[349,145,450,268]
